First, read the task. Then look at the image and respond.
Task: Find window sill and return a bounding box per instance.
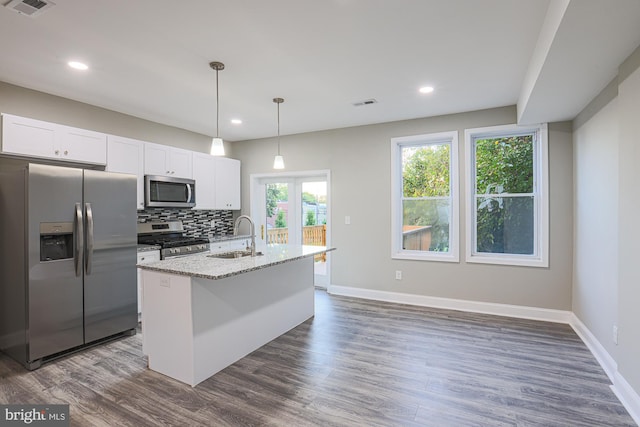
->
[392,251,459,263]
[466,253,548,268]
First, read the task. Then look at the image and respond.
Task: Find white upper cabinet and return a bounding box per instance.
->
[214,157,241,210]
[1,114,107,165]
[106,135,145,210]
[2,114,240,211]
[144,142,192,179]
[192,154,241,210]
[58,125,107,164]
[192,152,216,210]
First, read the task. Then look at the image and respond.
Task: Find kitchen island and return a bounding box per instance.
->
[137,244,333,386]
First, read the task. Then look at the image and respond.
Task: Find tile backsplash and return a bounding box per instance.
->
[137,208,234,239]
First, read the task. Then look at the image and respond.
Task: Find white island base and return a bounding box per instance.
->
[141,256,314,387]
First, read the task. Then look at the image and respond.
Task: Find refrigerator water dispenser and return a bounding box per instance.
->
[39,222,73,262]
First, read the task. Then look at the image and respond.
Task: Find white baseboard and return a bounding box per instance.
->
[568,313,617,381]
[327,284,571,323]
[326,284,640,425]
[614,371,640,425]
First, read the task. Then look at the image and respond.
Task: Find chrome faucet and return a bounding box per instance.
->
[233,215,256,256]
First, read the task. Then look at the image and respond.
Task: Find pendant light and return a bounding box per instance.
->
[273,97,285,169]
[209,61,225,156]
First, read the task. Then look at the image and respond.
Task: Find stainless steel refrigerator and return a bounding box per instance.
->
[0,161,137,369]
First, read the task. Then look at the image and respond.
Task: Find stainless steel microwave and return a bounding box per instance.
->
[144,175,196,208]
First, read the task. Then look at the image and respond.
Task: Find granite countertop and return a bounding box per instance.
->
[209,234,252,243]
[137,244,161,253]
[137,244,335,280]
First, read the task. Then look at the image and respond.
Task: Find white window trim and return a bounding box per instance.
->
[391,131,459,262]
[464,123,549,268]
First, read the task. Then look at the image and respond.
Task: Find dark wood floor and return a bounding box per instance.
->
[0,290,635,426]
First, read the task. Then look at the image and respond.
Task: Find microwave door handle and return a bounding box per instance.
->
[186,183,192,203]
[85,202,94,275]
[74,202,83,277]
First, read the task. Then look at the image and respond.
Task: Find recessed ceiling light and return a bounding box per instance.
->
[68,61,89,71]
[231,119,242,125]
[419,86,434,94]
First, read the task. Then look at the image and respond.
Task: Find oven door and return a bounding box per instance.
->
[145,175,196,208]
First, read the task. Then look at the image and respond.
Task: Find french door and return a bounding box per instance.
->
[251,171,330,286]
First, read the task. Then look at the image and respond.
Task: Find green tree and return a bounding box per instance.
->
[305,210,316,226]
[403,145,450,198]
[266,183,287,217]
[475,135,534,254]
[275,210,287,228]
[302,192,317,204]
[402,144,451,251]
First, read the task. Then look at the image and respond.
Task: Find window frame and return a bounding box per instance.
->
[464,123,549,267]
[391,131,459,262]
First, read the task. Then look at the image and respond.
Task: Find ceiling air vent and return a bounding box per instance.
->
[352,99,378,107]
[5,0,56,17]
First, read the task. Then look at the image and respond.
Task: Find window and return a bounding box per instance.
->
[465,124,548,267]
[391,131,459,262]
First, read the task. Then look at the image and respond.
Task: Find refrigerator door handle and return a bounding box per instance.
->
[85,202,94,275]
[74,202,84,277]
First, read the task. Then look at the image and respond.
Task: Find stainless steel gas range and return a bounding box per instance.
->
[137,221,209,259]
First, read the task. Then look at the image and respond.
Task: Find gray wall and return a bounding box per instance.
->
[572,44,640,401]
[617,46,640,395]
[0,80,575,311]
[573,82,619,358]
[0,81,226,156]
[233,106,574,310]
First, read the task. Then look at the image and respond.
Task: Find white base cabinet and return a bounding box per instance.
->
[1,113,107,165]
[142,257,314,386]
[137,250,161,315]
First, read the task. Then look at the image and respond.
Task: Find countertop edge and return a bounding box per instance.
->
[138,246,335,281]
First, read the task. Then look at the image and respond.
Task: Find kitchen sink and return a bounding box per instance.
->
[208,251,264,259]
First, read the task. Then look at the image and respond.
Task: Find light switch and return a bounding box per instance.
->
[345,216,351,225]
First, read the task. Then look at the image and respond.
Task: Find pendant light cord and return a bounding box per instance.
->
[277,101,281,155]
[215,68,220,139]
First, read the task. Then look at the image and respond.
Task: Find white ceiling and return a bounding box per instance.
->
[0,0,639,142]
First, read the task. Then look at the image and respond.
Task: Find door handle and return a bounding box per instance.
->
[186,183,192,204]
[261,224,264,240]
[74,203,83,277]
[85,202,94,275]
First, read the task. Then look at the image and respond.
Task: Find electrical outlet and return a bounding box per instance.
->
[395,270,402,280]
[613,325,619,345]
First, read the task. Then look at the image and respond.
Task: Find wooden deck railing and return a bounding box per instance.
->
[267,225,327,261]
[303,225,326,246]
[267,227,289,244]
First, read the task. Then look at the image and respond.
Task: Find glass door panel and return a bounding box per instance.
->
[301,182,327,281]
[253,173,329,287]
[265,182,291,244]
